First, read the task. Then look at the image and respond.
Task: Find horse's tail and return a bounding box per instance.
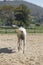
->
[12,25,19,29]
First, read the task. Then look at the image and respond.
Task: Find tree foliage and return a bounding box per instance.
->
[0,4,31,27]
[15,4,30,26]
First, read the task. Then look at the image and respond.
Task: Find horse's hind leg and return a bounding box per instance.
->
[23,37,26,54]
[18,38,21,51]
[23,40,25,54]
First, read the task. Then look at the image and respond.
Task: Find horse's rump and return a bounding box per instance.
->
[20,31,25,40]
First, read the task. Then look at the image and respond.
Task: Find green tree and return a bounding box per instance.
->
[0,5,15,26]
[14,4,30,27]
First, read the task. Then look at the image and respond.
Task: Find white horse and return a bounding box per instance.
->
[12,25,26,53]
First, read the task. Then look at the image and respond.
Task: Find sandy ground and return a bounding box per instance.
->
[0,33,43,65]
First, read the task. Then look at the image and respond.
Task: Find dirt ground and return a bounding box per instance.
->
[0,33,43,65]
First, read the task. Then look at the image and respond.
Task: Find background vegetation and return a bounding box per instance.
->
[0,4,43,33]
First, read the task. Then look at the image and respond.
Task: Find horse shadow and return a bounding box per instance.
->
[0,47,16,54]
